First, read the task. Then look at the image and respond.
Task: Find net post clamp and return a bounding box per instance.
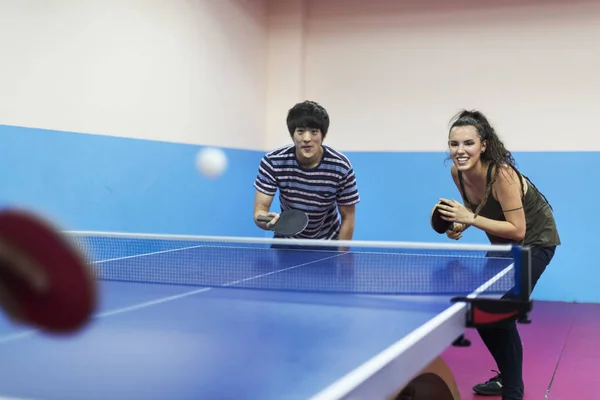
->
[450,296,533,328]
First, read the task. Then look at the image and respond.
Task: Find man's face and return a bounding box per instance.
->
[293,127,323,162]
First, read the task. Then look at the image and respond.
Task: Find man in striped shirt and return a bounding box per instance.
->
[253,100,360,240]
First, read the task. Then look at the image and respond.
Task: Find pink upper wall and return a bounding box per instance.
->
[265,0,600,152]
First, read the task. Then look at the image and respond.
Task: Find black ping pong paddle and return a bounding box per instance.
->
[257,209,309,236]
[430,200,454,234]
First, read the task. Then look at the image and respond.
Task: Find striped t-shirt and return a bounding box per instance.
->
[254,144,360,240]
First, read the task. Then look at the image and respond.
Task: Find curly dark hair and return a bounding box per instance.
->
[448,109,521,217]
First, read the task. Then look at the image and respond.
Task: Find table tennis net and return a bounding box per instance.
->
[66,232,523,297]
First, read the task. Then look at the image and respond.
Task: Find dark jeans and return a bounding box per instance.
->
[478,245,556,400]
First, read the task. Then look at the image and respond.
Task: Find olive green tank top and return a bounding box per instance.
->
[457,163,561,247]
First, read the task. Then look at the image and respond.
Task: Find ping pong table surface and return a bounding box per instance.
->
[0,234,518,400]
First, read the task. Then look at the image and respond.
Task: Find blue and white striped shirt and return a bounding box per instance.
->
[254,144,360,239]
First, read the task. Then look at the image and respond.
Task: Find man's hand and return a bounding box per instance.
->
[255,212,280,230]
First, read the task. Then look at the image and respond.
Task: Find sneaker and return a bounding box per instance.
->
[473,370,503,396]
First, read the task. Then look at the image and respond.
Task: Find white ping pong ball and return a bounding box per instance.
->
[196,147,228,178]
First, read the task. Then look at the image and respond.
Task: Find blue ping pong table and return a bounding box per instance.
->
[0,233,528,400]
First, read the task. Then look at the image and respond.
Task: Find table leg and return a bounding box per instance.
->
[390,356,461,400]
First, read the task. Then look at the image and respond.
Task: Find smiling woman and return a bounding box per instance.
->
[436,109,561,400]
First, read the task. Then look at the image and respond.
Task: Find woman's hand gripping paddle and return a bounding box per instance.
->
[430,200,455,234]
[257,209,309,237]
[0,209,97,334]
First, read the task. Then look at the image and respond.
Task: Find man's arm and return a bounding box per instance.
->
[253,190,277,230]
[338,204,356,241]
[253,155,279,230]
[337,163,360,245]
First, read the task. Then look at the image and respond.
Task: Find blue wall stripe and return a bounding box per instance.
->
[0,125,264,237]
[345,151,593,303]
[0,125,594,303]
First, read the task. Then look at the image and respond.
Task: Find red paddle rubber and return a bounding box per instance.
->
[0,209,97,334]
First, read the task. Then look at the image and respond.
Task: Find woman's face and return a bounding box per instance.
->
[448,125,486,172]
